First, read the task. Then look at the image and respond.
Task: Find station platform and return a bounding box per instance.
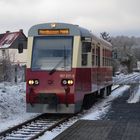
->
[54,120,140,140]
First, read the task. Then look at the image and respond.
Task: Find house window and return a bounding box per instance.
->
[2,50,5,56]
[18,43,23,53]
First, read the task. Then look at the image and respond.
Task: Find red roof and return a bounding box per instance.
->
[0,32,20,48]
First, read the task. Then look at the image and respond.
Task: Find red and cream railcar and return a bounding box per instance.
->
[26,23,112,113]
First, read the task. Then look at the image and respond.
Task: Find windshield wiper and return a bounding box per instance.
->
[49,46,67,75]
[49,58,65,75]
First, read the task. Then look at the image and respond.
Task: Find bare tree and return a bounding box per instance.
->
[100,32,111,42]
[0,50,14,82]
[111,36,138,73]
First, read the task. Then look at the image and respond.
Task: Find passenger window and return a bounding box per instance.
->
[97,47,100,66]
[95,43,100,67]
[81,42,91,66]
[82,42,91,53]
[92,47,95,66]
[82,54,88,66]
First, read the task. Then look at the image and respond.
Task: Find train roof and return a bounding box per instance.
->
[28,22,112,47]
[92,33,112,48]
[28,23,92,37]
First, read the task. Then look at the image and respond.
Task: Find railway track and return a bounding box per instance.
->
[0,114,73,140]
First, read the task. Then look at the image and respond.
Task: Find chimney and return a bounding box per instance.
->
[6,31,10,33]
[19,29,23,33]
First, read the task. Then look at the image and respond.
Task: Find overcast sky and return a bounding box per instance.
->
[0,0,140,37]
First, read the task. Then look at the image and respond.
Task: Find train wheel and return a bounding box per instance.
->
[98,89,105,98]
[107,86,112,96]
[82,93,96,110]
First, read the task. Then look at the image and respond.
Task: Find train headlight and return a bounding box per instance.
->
[68,80,73,85]
[61,79,74,86]
[28,80,34,85]
[28,79,39,85]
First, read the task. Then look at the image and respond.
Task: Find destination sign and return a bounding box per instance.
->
[38,29,69,35]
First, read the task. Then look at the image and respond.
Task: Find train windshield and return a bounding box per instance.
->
[31,36,73,71]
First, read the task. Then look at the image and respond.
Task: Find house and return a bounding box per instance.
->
[0,30,27,82]
[0,29,27,65]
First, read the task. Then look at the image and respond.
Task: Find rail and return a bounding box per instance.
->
[0,114,73,140]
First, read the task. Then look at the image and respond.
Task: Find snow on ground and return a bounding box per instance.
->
[38,85,130,140]
[113,72,140,84]
[0,82,38,132]
[127,85,140,103]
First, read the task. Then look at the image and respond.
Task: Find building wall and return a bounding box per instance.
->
[9,49,27,65]
[0,49,27,65]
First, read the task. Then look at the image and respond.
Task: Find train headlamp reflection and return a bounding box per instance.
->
[28,79,39,85]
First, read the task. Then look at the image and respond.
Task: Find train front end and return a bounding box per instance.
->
[26,23,81,113]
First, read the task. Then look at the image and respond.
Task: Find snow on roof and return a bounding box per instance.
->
[0,32,20,49]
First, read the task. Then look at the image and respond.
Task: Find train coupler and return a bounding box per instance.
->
[38,93,59,111]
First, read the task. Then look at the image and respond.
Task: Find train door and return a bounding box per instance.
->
[81,39,92,92]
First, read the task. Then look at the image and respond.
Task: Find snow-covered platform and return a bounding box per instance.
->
[54,120,140,140]
[54,83,140,140]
